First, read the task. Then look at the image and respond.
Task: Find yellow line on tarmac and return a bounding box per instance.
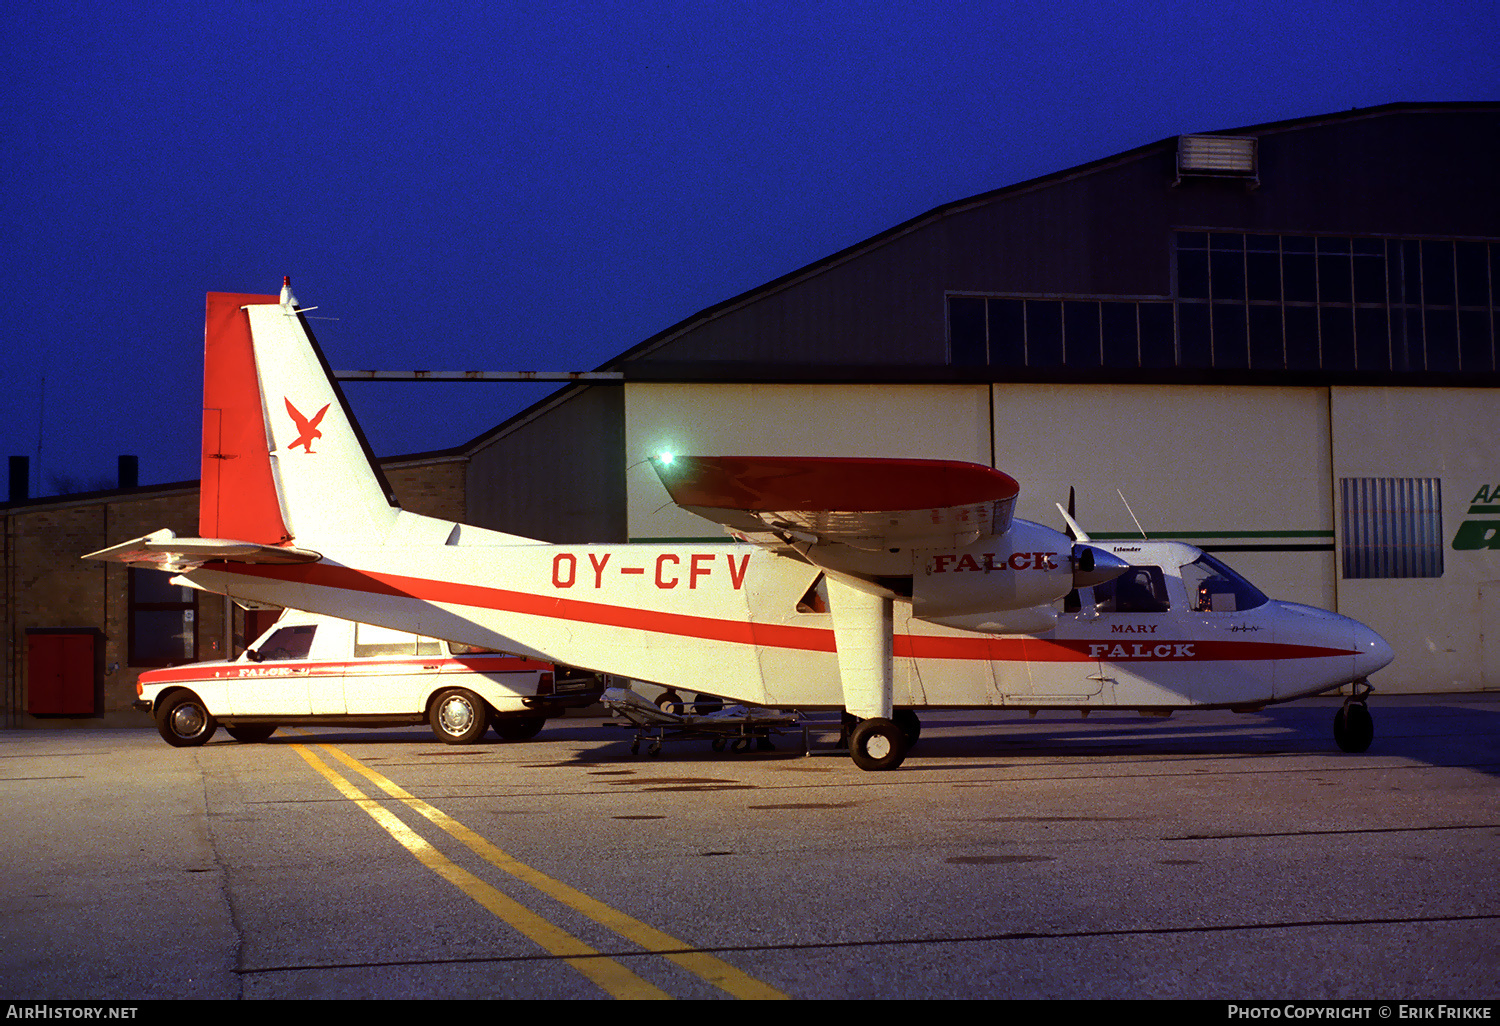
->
[291,744,670,1000]
[317,742,790,1001]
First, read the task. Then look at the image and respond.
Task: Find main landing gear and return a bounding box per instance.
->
[1333,680,1375,753]
[841,710,921,771]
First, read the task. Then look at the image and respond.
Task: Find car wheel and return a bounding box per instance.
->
[494,715,545,741]
[156,691,217,748]
[225,724,277,743]
[431,688,489,744]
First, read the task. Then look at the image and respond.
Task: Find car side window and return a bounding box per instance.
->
[258,625,317,660]
[1094,566,1171,613]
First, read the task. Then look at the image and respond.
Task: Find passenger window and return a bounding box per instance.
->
[354,622,419,658]
[258,625,317,661]
[796,574,829,614]
[449,642,503,655]
[1094,567,1170,613]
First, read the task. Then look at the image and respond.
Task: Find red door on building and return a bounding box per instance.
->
[27,630,98,715]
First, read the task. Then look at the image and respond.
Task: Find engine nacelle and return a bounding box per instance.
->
[911,520,1074,620]
[910,520,1129,625]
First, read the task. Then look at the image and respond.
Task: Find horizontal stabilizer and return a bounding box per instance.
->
[83,529,321,572]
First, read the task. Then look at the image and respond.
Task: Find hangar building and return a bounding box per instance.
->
[464,101,1500,696]
[4,101,1497,726]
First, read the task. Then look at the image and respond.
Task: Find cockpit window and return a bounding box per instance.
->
[1181,553,1269,612]
[1093,566,1171,613]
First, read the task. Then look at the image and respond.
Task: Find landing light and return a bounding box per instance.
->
[657,451,675,466]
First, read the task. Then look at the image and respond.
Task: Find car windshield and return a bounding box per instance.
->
[1181,553,1268,612]
[255,625,317,660]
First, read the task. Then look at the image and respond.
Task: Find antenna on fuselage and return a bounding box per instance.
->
[1118,489,1148,540]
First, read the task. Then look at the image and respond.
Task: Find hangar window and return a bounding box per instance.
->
[128,568,197,667]
[1175,232,1498,375]
[946,235,1495,377]
[1340,477,1444,579]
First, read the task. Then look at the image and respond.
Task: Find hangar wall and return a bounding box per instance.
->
[624,382,993,541]
[622,379,1500,695]
[1330,387,1500,690]
[467,385,626,543]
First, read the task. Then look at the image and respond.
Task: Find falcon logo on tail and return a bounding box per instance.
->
[285,398,330,453]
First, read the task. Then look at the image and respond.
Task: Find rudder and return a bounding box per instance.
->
[201,283,401,547]
[201,292,290,543]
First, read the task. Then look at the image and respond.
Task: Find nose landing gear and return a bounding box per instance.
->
[1333,680,1375,753]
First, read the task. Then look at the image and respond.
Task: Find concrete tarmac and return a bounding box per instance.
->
[1,693,1497,1001]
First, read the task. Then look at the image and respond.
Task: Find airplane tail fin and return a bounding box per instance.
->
[201,281,400,546]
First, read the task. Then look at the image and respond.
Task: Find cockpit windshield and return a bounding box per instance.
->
[1181,553,1268,612]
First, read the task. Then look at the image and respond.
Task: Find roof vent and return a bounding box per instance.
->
[1175,134,1258,188]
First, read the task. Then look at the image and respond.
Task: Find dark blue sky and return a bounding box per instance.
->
[4,1,1497,498]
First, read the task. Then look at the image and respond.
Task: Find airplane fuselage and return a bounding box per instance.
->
[183,530,1388,714]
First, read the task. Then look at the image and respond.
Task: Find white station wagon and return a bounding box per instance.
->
[134,611,603,747]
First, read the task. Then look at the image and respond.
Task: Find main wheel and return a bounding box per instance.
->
[849,717,908,771]
[225,724,277,743]
[431,688,490,744]
[156,691,217,748]
[494,715,545,741]
[1333,703,1374,753]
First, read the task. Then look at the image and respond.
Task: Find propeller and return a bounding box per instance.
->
[1057,489,1128,588]
[1056,486,1091,543]
[1071,543,1129,589]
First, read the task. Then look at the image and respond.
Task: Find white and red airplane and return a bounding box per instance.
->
[87,282,1394,769]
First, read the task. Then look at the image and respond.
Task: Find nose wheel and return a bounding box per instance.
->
[1333,681,1375,753]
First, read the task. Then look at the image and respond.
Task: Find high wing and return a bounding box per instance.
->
[649,454,1020,580]
[84,528,321,572]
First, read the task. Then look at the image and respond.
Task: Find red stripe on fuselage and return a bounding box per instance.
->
[211,562,1355,662]
[216,561,837,653]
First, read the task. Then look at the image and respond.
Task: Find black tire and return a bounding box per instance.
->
[692,693,725,715]
[156,691,217,748]
[849,717,908,771]
[656,690,683,713]
[225,724,277,743]
[1333,703,1374,753]
[430,688,490,744]
[494,715,545,741]
[893,709,921,748]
